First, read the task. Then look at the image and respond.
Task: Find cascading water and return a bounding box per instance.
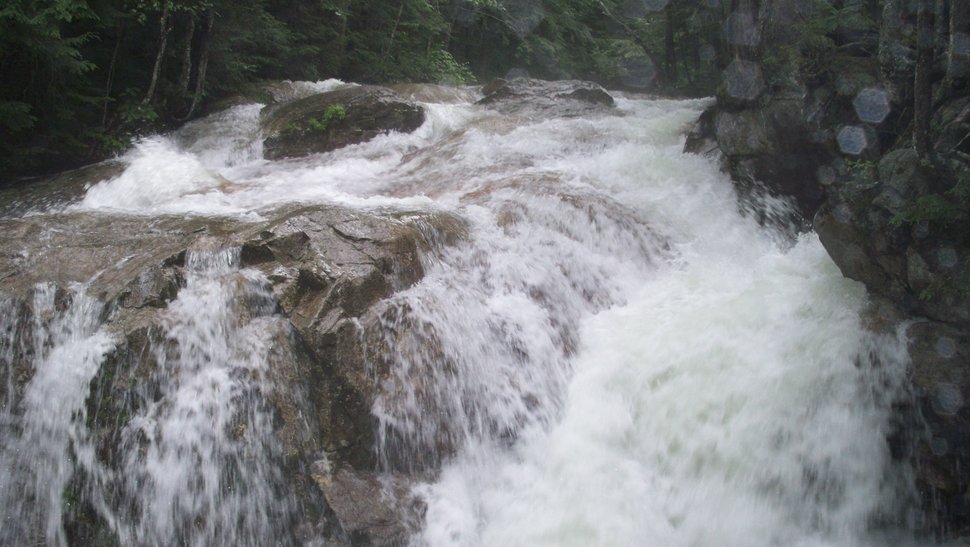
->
[0,253,298,544]
[0,284,113,546]
[0,81,924,545]
[112,244,294,546]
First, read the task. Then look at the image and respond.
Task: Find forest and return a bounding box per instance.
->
[3,0,970,543]
[3,1,967,185]
[0,0,730,179]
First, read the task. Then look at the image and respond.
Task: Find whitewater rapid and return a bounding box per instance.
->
[1,80,919,546]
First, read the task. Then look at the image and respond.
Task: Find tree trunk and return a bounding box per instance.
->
[383,1,406,62]
[184,10,214,120]
[144,0,172,105]
[178,14,196,97]
[944,0,969,91]
[664,3,675,86]
[879,0,906,82]
[102,27,124,127]
[914,0,935,159]
[935,0,949,62]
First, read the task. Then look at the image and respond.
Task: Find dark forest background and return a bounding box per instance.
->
[0,0,967,189]
[0,0,733,179]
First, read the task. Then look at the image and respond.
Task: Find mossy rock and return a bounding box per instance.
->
[260,86,425,160]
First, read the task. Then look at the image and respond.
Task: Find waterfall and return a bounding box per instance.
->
[112,244,294,545]
[0,285,113,546]
[0,82,922,546]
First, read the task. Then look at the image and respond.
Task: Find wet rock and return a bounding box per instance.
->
[697,93,833,224]
[118,266,182,309]
[0,203,466,544]
[0,297,35,410]
[261,86,425,160]
[683,108,719,157]
[0,160,125,218]
[714,109,775,156]
[816,149,970,324]
[0,213,231,305]
[815,144,970,534]
[311,461,425,546]
[906,320,970,531]
[934,96,970,156]
[477,78,615,117]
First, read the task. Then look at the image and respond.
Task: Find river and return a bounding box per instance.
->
[0,81,921,546]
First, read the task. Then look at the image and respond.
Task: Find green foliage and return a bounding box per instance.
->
[283,104,348,137]
[303,104,347,134]
[845,158,877,180]
[788,0,877,83]
[892,162,970,228]
[0,0,728,179]
[426,50,476,85]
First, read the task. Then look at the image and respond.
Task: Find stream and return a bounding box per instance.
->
[0,80,921,546]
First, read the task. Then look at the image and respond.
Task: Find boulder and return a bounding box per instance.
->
[816,149,970,324]
[815,144,970,534]
[697,93,834,224]
[477,78,615,117]
[0,160,125,218]
[906,320,970,533]
[311,461,425,546]
[260,86,425,160]
[0,203,466,545]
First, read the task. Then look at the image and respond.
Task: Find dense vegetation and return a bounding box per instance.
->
[0,0,725,180]
[2,0,966,196]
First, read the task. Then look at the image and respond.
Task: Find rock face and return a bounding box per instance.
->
[685,0,970,536]
[0,204,465,545]
[311,461,425,546]
[0,160,125,218]
[815,145,970,532]
[261,85,426,160]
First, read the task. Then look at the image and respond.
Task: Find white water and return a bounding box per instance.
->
[3,81,919,545]
[114,245,292,545]
[0,285,113,546]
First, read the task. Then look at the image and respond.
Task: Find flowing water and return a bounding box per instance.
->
[0,81,921,545]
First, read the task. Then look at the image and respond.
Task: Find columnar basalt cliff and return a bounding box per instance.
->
[686,0,970,535]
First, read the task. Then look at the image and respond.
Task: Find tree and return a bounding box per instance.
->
[0,0,100,176]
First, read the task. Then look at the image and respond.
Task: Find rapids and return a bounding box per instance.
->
[0,81,921,546]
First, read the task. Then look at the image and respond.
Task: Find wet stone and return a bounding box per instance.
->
[914,222,930,239]
[817,165,836,187]
[833,204,853,224]
[931,437,949,456]
[698,44,716,62]
[954,33,970,55]
[723,10,761,47]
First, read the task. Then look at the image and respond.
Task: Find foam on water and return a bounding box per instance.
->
[72,87,482,217]
[386,96,918,546]
[416,237,914,547]
[79,138,226,212]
